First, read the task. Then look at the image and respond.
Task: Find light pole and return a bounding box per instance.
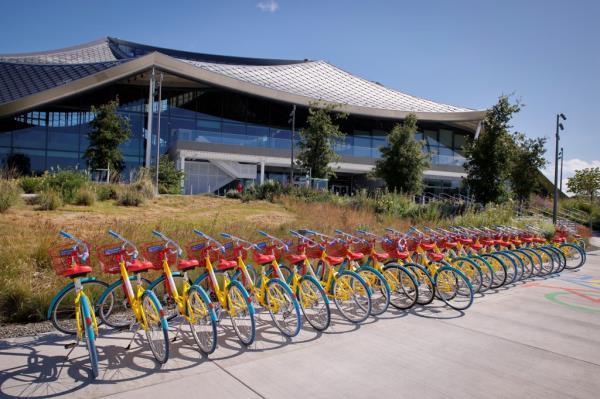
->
[288,105,296,186]
[558,147,564,193]
[552,113,566,224]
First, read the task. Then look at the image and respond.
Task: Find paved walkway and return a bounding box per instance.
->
[1,253,600,398]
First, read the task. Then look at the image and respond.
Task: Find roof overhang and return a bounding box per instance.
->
[0,52,486,129]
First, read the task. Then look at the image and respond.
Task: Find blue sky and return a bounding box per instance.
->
[1,0,598,186]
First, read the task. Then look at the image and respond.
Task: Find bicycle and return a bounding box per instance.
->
[144,231,218,355]
[48,230,99,378]
[218,232,303,338]
[96,230,170,364]
[188,230,256,346]
[340,229,419,310]
[290,230,372,323]
[257,230,331,331]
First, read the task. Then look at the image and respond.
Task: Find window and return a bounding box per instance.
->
[439,129,453,148]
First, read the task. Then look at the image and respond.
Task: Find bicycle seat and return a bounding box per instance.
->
[253,253,276,265]
[458,237,473,244]
[534,237,546,243]
[373,251,390,262]
[420,243,435,251]
[217,259,238,270]
[285,253,306,264]
[511,239,522,246]
[521,237,534,243]
[470,242,483,251]
[481,238,495,246]
[428,252,445,262]
[177,259,200,271]
[126,259,154,273]
[326,255,344,266]
[390,249,409,260]
[62,265,93,278]
[553,236,566,243]
[347,251,364,261]
[444,241,458,249]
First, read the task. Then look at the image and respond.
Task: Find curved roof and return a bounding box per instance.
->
[0,37,486,126]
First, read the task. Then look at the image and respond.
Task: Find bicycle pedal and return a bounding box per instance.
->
[64,342,77,349]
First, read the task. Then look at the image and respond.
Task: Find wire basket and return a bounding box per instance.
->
[140,241,176,270]
[304,242,324,259]
[96,244,130,274]
[325,241,348,258]
[351,240,374,255]
[48,244,90,276]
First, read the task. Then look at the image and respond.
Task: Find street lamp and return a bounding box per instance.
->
[558,147,564,193]
[288,105,296,186]
[552,113,566,224]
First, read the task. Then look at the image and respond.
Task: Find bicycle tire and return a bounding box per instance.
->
[297,275,331,331]
[381,263,419,309]
[147,273,186,322]
[332,270,372,323]
[402,262,435,305]
[141,290,170,364]
[98,276,151,329]
[187,284,218,355]
[479,254,507,288]
[434,266,474,310]
[49,279,108,335]
[469,255,494,292]
[536,247,555,275]
[80,294,99,379]
[265,278,302,337]
[227,280,256,346]
[356,265,391,316]
[560,243,586,269]
[450,257,483,293]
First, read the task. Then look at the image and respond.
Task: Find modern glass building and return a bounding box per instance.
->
[0,37,486,195]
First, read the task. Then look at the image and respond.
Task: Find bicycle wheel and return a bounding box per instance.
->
[513,249,534,280]
[98,277,150,329]
[187,285,218,355]
[382,264,418,309]
[226,280,256,346]
[520,248,543,276]
[494,252,519,284]
[149,273,186,322]
[434,266,474,310]
[332,271,372,323]
[79,294,99,379]
[451,257,483,293]
[297,275,331,331]
[49,279,108,335]
[546,246,567,273]
[480,254,507,288]
[402,262,435,305]
[560,243,586,269]
[356,266,390,316]
[470,256,494,292]
[141,290,170,364]
[278,265,293,284]
[536,247,555,275]
[265,278,302,337]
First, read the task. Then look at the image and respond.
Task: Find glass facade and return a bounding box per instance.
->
[0,77,471,177]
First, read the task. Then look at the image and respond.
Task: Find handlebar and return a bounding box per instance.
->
[257,230,289,251]
[59,230,89,262]
[220,232,260,251]
[152,230,183,257]
[107,230,139,259]
[193,229,226,252]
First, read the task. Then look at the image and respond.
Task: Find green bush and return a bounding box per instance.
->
[44,171,89,204]
[74,186,96,206]
[0,180,22,213]
[95,183,119,201]
[0,284,51,323]
[132,168,156,199]
[117,187,145,206]
[37,189,63,210]
[225,189,242,199]
[256,180,284,202]
[156,155,184,194]
[18,176,44,193]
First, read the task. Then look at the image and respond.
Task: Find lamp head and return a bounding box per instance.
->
[558,123,564,130]
[559,113,567,121]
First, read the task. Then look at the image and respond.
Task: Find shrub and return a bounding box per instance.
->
[156,155,184,194]
[74,186,96,206]
[37,189,63,210]
[44,171,89,204]
[117,187,145,206]
[95,183,119,201]
[18,176,44,193]
[132,168,156,200]
[256,180,283,202]
[225,189,242,199]
[0,180,22,213]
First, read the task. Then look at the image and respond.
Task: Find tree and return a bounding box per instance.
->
[509,133,547,203]
[84,98,131,173]
[156,155,184,194]
[297,102,347,179]
[374,114,429,194]
[567,167,600,203]
[464,95,520,204]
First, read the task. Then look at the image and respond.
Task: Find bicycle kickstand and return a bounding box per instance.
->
[171,318,185,343]
[64,338,79,360]
[125,323,139,350]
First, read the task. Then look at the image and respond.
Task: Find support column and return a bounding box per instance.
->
[260,160,265,184]
[178,153,186,194]
[144,68,156,168]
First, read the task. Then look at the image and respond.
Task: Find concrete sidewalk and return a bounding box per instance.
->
[1,253,600,398]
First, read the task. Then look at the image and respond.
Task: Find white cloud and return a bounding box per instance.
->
[257,0,279,12]
[542,158,600,196]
